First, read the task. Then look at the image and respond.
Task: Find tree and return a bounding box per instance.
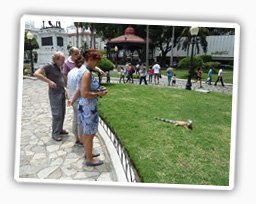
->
[24,32,39,51]
[177,27,209,57]
[79,41,88,56]
[80,22,99,48]
[149,26,186,67]
[74,22,82,48]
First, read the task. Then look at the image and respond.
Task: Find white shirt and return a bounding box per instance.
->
[218,69,223,77]
[67,67,79,100]
[153,64,161,74]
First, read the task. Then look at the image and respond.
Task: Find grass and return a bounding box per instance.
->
[98,83,232,185]
[161,69,233,84]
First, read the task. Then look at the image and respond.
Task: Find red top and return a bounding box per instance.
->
[148,69,154,75]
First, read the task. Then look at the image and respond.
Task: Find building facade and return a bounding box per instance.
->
[25,22,106,69]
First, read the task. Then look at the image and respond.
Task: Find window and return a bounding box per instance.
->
[41,37,53,46]
[57,37,63,46]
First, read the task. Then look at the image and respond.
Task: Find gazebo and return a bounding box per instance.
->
[106,26,153,65]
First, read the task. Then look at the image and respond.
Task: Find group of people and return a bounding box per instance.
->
[34,47,107,167]
[119,62,175,86]
[197,66,225,87]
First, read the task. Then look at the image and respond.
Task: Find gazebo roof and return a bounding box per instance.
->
[108,26,146,44]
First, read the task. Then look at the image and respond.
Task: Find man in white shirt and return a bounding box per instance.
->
[214,68,225,86]
[153,62,161,84]
[66,56,84,146]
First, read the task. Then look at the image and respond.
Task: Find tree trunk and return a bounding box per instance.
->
[76,26,79,48]
[160,52,167,68]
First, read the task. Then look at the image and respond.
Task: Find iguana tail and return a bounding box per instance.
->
[154,117,176,124]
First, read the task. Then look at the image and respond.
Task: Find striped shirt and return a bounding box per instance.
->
[67,67,79,100]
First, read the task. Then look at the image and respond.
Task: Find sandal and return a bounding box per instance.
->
[86,160,103,167]
[75,140,83,147]
[84,153,100,159]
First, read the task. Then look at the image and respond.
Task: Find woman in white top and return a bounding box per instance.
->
[214,68,225,86]
[153,63,161,85]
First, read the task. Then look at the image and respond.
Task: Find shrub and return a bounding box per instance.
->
[23,64,31,75]
[133,74,140,79]
[203,61,221,74]
[178,56,204,70]
[200,55,212,63]
[97,57,115,72]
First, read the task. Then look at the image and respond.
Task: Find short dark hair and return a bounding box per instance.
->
[74,55,84,68]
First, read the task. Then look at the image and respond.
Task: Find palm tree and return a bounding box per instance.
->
[80,22,96,48]
[177,27,209,56]
[74,22,82,48]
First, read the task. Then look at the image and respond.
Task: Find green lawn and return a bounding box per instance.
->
[98,83,232,185]
[161,69,233,84]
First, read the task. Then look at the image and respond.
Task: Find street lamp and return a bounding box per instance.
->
[26,31,34,76]
[114,45,118,69]
[185,26,199,90]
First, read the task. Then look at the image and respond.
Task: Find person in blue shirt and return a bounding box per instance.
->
[206,67,213,85]
[166,67,173,86]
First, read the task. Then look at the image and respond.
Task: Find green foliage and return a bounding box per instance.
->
[204,61,221,73]
[24,32,39,51]
[23,64,31,75]
[97,57,115,71]
[178,56,204,70]
[200,55,212,63]
[79,42,88,56]
[133,74,140,79]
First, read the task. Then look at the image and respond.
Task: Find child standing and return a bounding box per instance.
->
[119,67,125,83]
[172,73,176,86]
[148,66,154,83]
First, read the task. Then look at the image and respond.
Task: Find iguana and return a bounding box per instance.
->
[155,117,193,130]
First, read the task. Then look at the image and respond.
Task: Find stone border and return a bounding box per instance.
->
[98,117,140,182]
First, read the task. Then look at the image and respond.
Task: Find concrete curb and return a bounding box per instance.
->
[97,117,128,182]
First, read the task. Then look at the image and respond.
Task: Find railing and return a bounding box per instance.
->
[99,117,140,182]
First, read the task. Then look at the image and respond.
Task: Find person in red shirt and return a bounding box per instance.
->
[126,63,135,83]
[148,66,154,83]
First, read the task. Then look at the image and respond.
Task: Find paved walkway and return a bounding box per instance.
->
[107,75,233,94]
[19,78,117,182]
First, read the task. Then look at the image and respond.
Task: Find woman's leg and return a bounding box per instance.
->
[72,101,80,143]
[83,134,95,162]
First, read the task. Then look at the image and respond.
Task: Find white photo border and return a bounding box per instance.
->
[15,14,240,191]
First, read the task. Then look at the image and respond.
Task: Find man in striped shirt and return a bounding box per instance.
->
[66,55,84,146]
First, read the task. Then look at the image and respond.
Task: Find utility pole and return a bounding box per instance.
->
[146,25,149,69]
[170,26,175,66]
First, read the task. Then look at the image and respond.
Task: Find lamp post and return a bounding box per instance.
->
[26,31,34,76]
[114,45,118,69]
[185,26,199,90]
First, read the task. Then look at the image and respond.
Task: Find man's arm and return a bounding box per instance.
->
[34,68,57,89]
[93,66,106,77]
[70,88,80,106]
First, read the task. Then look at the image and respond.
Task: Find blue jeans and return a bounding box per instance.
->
[168,76,172,86]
